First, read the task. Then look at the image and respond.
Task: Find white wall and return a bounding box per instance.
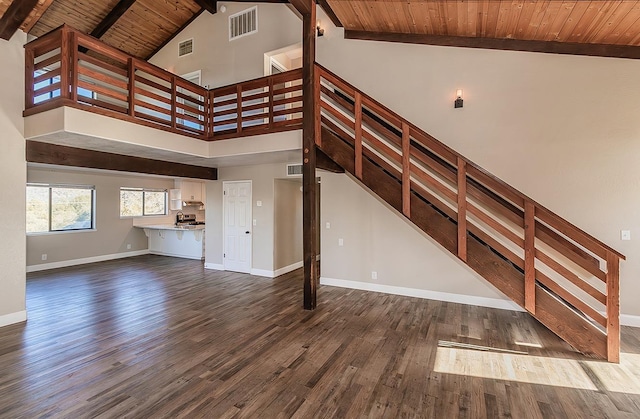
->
[0,31,27,326]
[27,166,176,268]
[149,2,301,88]
[316,11,640,316]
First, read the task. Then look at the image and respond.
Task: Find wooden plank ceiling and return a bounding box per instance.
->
[0,0,204,59]
[326,0,640,58]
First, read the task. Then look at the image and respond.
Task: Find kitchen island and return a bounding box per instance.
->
[137,225,205,260]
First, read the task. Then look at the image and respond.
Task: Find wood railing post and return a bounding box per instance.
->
[606,251,621,363]
[354,92,363,179]
[25,45,35,109]
[401,122,411,218]
[59,26,70,100]
[268,77,274,129]
[208,90,214,138]
[236,84,242,134]
[69,31,78,102]
[457,156,467,261]
[524,201,536,314]
[170,75,177,130]
[314,66,321,146]
[127,58,135,117]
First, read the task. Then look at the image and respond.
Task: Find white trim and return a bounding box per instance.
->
[148,251,203,261]
[180,70,202,86]
[0,311,27,327]
[251,268,274,278]
[621,314,640,328]
[274,261,303,277]
[204,263,225,270]
[27,250,150,272]
[320,277,524,312]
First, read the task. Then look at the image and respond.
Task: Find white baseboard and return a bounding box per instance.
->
[204,263,225,270]
[620,314,640,328]
[251,268,275,278]
[274,261,303,277]
[27,250,150,272]
[0,310,27,327]
[320,277,524,312]
[148,250,203,260]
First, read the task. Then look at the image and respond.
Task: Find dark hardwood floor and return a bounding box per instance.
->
[1,255,640,418]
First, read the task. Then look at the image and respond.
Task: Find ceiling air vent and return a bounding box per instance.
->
[287,164,303,177]
[229,6,258,41]
[178,39,193,57]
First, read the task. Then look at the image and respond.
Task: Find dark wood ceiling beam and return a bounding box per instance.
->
[90,0,137,39]
[316,0,342,28]
[27,141,218,180]
[345,30,640,60]
[193,0,217,14]
[21,0,55,33]
[289,0,311,15]
[0,0,40,40]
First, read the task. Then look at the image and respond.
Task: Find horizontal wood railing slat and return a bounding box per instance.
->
[320,101,356,130]
[77,95,128,114]
[77,52,129,77]
[34,54,61,71]
[410,165,458,203]
[77,80,128,103]
[77,66,129,90]
[467,201,524,247]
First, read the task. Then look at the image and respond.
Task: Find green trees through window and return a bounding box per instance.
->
[120,188,167,217]
[26,185,95,233]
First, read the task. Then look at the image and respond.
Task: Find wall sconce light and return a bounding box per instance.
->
[454,89,463,108]
[317,20,324,37]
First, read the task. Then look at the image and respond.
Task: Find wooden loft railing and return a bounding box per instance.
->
[314,63,626,362]
[24,25,303,141]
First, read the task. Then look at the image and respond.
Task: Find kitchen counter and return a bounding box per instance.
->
[136,225,205,260]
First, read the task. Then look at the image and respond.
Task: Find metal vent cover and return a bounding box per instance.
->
[178,39,193,56]
[287,164,303,176]
[229,6,258,40]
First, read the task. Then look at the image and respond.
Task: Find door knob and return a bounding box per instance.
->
[245,231,250,234]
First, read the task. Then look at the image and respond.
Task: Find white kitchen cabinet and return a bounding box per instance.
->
[181,181,203,202]
[169,188,182,210]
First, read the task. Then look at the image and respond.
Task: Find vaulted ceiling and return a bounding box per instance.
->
[2,0,640,60]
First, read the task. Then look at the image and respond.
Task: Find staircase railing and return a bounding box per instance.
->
[24,25,303,141]
[314,63,625,362]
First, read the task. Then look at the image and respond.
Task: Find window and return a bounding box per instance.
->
[120,188,168,217]
[26,184,96,233]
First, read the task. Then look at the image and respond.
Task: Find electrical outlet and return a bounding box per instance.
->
[371,271,378,280]
[41,254,47,261]
[621,230,631,241]
[338,238,344,246]
[126,244,131,250]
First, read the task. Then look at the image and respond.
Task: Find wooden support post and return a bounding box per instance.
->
[606,251,621,363]
[60,26,70,100]
[302,0,318,310]
[457,156,467,261]
[401,122,411,218]
[236,84,242,134]
[25,46,35,109]
[69,31,78,103]
[354,92,362,179]
[128,58,135,117]
[314,68,321,146]
[268,77,274,129]
[524,200,536,314]
[171,75,177,130]
[208,90,215,138]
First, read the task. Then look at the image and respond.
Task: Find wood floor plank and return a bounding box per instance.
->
[0,255,638,418]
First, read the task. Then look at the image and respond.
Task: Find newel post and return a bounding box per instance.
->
[59,25,70,100]
[524,200,536,314]
[606,251,621,363]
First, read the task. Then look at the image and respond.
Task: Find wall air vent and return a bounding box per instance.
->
[229,6,258,41]
[178,39,193,57]
[287,164,303,177]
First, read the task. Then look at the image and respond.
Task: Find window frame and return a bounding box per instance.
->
[119,187,169,218]
[26,183,97,235]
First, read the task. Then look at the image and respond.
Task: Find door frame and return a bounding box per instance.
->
[222,180,253,273]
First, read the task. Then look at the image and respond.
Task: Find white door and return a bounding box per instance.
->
[223,181,252,273]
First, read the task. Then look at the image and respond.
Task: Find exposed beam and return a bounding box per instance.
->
[289,0,311,15]
[316,0,341,28]
[193,0,217,14]
[0,0,40,40]
[26,141,218,180]
[90,0,137,40]
[21,0,55,33]
[345,30,640,60]
[301,0,318,310]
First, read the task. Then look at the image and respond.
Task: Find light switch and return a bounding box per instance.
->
[621,230,631,241]
[253,219,257,226]
[326,222,331,229]
[256,200,262,207]
[338,238,344,246]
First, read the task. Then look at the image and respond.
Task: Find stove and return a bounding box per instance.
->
[176,213,204,226]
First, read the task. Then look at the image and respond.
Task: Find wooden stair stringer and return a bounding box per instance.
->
[319,126,608,359]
